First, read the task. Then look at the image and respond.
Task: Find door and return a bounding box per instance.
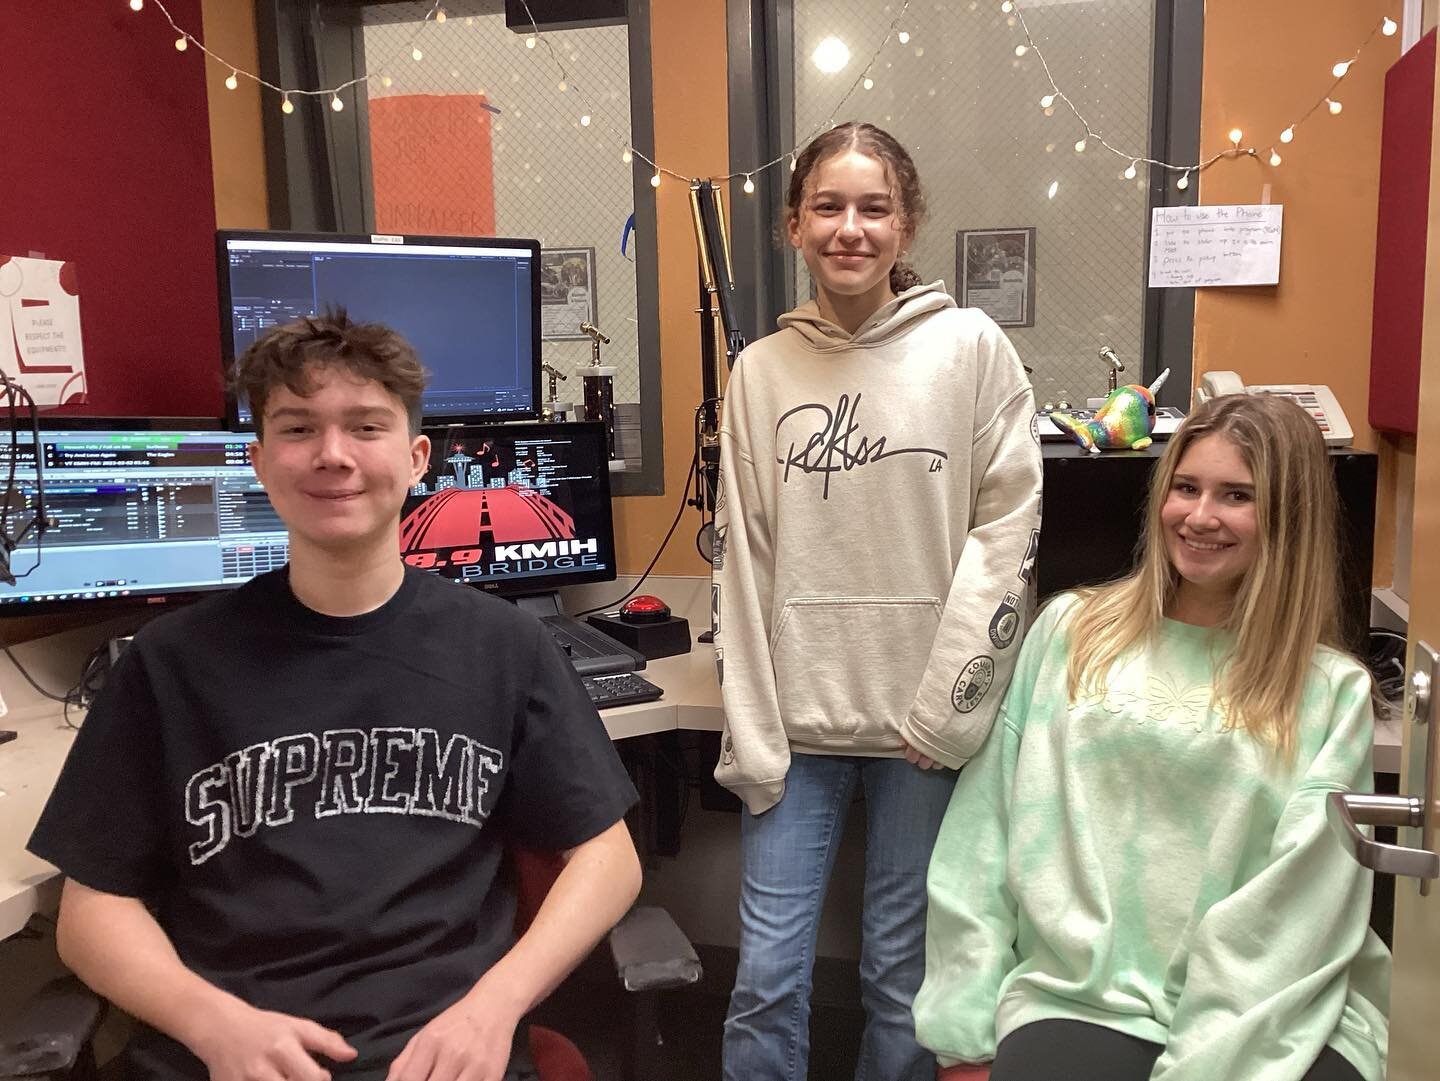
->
[1330,18,1440,1078]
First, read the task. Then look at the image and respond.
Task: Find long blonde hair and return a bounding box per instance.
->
[1065,394,1343,755]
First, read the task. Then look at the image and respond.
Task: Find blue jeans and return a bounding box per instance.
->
[722,753,957,1081]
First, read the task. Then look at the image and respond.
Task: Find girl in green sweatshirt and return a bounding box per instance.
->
[914,394,1390,1081]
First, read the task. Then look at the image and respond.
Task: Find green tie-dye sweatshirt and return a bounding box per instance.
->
[913,594,1390,1081]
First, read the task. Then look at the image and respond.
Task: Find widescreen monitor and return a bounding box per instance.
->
[217,230,541,427]
[0,422,283,616]
[400,420,616,596]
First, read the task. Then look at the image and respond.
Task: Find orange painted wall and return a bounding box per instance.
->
[1193,0,1398,450]
[203,0,268,230]
[1194,0,1401,583]
[607,0,726,577]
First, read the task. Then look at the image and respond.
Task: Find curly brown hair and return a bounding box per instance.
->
[785,122,927,293]
[231,308,428,438]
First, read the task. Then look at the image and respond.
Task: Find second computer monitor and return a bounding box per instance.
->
[400,420,617,596]
[218,230,541,427]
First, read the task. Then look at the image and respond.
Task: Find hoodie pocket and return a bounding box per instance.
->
[770,596,942,745]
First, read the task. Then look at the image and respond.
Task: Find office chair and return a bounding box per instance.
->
[0,974,104,1081]
[2,857,699,1081]
[512,846,703,1081]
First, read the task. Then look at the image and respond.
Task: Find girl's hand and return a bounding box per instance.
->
[902,740,944,770]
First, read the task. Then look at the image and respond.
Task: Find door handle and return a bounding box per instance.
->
[1327,792,1440,879]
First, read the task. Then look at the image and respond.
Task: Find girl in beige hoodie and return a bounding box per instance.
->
[714,122,1042,1081]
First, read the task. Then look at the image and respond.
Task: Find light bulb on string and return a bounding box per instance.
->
[743,174,756,195]
[129,0,143,11]
[580,114,591,126]
[1332,60,1351,78]
[1269,148,1282,166]
[412,45,423,61]
[225,71,239,90]
[331,94,344,112]
[1327,97,1343,114]
[1040,93,1055,108]
[1176,171,1190,191]
[281,94,295,114]
[526,35,537,48]
[651,170,662,188]
[1001,0,1013,10]
[381,74,393,88]
[1014,44,1028,56]
[863,76,874,90]
[1046,180,1059,200]
[897,30,911,44]
[175,35,188,51]
[1228,128,1243,146]
[1383,17,1398,36]
[1280,126,1295,143]
[435,7,446,22]
[790,153,798,172]
[621,147,633,164]
[1123,160,1138,180]
[1074,137,1087,153]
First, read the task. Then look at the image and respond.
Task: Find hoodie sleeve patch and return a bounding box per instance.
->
[952,656,996,713]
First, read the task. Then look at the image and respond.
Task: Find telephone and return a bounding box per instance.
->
[1195,371,1354,447]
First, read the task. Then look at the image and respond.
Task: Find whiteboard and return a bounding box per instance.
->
[1147,204,1283,288]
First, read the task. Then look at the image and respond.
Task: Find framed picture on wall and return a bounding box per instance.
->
[958,227,1036,328]
[539,247,597,341]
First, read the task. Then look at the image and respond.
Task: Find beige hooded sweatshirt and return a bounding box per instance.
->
[711,281,1043,814]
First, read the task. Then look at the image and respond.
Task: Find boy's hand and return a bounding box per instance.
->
[191,999,356,1081]
[384,985,523,1081]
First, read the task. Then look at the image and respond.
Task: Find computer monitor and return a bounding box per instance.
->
[217,230,541,427]
[0,421,284,616]
[400,420,617,596]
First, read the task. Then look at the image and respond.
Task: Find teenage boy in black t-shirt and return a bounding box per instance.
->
[28,311,642,1081]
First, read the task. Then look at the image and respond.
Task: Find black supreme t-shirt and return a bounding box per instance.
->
[28,567,637,1081]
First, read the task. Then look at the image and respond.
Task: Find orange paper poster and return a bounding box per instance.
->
[0,256,87,407]
[370,94,497,238]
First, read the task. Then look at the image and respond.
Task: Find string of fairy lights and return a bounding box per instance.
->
[122,0,1400,194]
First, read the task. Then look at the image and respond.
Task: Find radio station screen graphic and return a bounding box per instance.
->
[399,423,615,591]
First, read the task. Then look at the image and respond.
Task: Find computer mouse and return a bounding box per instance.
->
[619,594,671,624]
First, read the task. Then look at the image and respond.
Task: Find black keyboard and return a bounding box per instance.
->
[582,671,664,709]
[542,614,645,676]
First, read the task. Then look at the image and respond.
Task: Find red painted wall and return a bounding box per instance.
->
[1369,30,1436,436]
[0,1,225,419]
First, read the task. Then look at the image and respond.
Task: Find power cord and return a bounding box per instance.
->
[2,644,69,703]
[2,640,111,730]
[573,452,699,619]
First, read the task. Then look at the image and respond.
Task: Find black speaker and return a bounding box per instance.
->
[505,0,626,32]
[1036,444,1377,652]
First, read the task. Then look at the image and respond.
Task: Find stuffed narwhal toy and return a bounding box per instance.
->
[1049,369,1171,454]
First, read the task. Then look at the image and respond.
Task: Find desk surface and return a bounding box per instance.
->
[0,575,1403,940]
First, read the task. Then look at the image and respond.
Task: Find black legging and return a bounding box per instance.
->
[991,1019,1364,1081]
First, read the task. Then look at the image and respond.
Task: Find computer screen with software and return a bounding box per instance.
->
[0,423,284,616]
[218,231,541,426]
[400,421,616,596]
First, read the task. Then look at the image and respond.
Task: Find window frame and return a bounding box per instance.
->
[726,0,1203,411]
[254,0,665,496]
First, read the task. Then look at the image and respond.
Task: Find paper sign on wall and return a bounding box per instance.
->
[0,256,88,406]
[1148,204,1283,288]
